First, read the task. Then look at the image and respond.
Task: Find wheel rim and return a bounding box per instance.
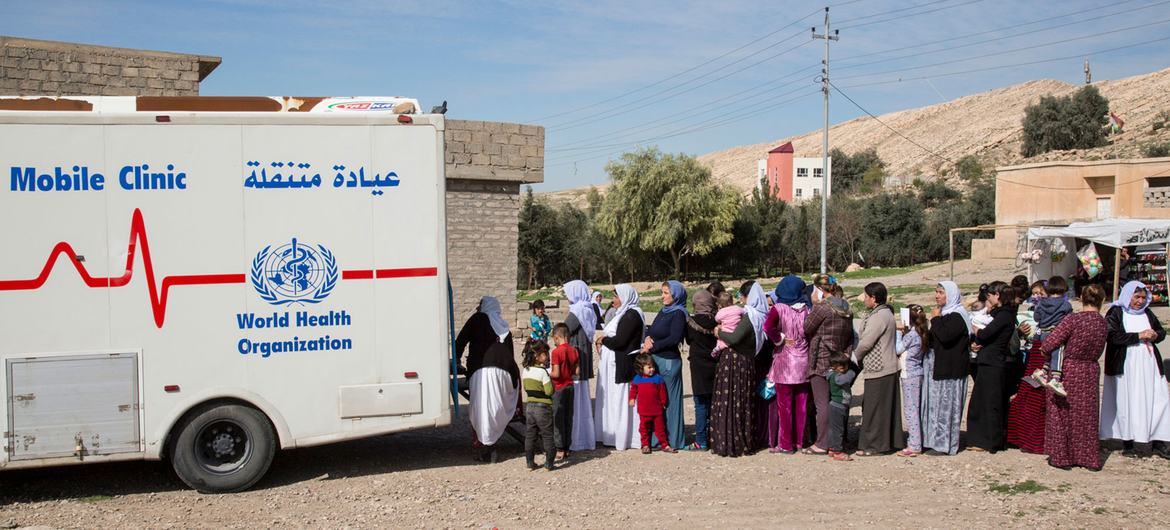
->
[193,419,252,475]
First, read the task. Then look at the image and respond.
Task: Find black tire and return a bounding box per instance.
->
[170,403,276,493]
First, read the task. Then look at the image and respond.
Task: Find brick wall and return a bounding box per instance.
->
[0,36,219,96]
[444,120,544,322]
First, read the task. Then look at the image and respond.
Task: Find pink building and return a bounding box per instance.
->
[758,142,831,203]
[765,142,795,201]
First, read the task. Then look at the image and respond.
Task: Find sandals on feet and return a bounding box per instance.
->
[829,451,853,461]
[897,449,920,457]
[801,447,829,456]
[641,447,651,455]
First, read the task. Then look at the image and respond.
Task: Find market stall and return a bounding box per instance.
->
[1025,219,1170,304]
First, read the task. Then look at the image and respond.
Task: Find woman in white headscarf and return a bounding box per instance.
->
[454,296,520,463]
[922,281,972,455]
[1102,281,1170,459]
[593,284,645,450]
[710,281,769,457]
[563,280,598,453]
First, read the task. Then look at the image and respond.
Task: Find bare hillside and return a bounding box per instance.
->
[698,67,1170,191]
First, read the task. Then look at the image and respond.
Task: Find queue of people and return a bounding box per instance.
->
[453,275,1170,471]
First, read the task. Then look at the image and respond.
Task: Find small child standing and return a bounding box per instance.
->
[549,323,579,461]
[1032,276,1073,397]
[629,354,676,454]
[522,341,556,470]
[713,292,741,355]
[896,305,928,457]
[529,300,551,342]
[826,354,857,461]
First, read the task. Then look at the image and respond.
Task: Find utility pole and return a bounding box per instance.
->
[812,7,838,274]
[1084,58,1092,85]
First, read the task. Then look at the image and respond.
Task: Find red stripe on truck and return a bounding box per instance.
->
[0,208,438,328]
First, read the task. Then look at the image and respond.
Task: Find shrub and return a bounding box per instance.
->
[1021,86,1110,157]
[1142,142,1170,158]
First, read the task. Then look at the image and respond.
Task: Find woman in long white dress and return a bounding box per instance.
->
[593,284,644,450]
[562,280,597,452]
[1101,281,1170,458]
[455,296,520,463]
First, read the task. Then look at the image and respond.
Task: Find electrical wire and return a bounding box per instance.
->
[834,0,1144,65]
[835,0,1170,72]
[830,80,1170,191]
[837,17,1170,82]
[837,0,985,30]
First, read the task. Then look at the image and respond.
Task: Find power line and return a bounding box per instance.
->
[547,34,813,132]
[835,0,1170,72]
[837,17,1170,82]
[528,7,824,124]
[830,80,1170,192]
[545,90,820,167]
[834,0,968,25]
[839,34,1170,88]
[837,0,985,30]
[834,0,1145,65]
[547,67,818,152]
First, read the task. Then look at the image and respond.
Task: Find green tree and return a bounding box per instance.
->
[596,148,740,277]
[1022,85,1110,157]
[917,179,961,209]
[955,155,985,181]
[830,147,885,193]
[517,187,560,288]
[857,192,925,266]
[731,188,789,277]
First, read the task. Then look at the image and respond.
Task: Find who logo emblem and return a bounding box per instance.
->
[250,238,338,305]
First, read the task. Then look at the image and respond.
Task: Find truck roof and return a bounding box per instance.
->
[0,95,423,114]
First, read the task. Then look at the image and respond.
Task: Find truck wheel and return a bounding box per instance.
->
[170,403,276,493]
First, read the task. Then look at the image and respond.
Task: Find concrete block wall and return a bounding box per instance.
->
[1145,186,1170,208]
[0,36,219,96]
[444,119,544,322]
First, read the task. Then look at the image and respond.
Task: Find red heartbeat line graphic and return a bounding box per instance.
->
[0,208,438,328]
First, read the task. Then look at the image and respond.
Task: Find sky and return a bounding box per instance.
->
[4,0,1169,191]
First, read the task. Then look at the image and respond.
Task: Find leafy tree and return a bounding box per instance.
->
[830,147,885,193]
[596,148,739,278]
[917,179,961,209]
[955,155,985,181]
[517,187,561,288]
[731,188,789,277]
[857,192,925,266]
[1022,85,1110,156]
[827,194,862,268]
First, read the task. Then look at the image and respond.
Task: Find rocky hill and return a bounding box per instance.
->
[699,67,1170,191]
[542,66,1170,202]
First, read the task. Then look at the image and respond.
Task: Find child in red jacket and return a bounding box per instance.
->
[629,354,676,454]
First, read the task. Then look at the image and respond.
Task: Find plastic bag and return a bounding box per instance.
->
[756,379,775,400]
[1050,238,1068,263]
[1077,242,1103,279]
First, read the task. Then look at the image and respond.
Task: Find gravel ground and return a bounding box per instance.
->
[3,368,1169,529]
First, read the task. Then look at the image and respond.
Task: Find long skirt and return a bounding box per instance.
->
[1006,342,1047,454]
[594,347,641,450]
[1100,344,1170,443]
[921,351,966,455]
[1047,358,1102,469]
[652,354,686,449]
[569,379,596,451]
[901,375,923,452]
[967,364,1007,451]
[469,367,519,446]
[860,372,904,453]
[710,349,755,457]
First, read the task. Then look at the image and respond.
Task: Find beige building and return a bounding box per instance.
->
[972,158,1170,261]
[0,37,543,321]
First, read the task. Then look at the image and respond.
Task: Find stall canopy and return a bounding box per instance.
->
[1028,219,1170,248]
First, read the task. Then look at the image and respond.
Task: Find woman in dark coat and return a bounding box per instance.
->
[924,281,972,455]
[563,280,597,452]
[684,283,722,450]
[593,284,645,451]
[967,281,1017,453]
[642,280,689,449]
[455,296,520,463]
[1041,284,1109,470]
[710,281,769,457]
[1100,281,1170,457]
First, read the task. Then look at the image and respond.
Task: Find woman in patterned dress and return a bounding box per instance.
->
[1041,284,1108,470]
[710,281,768,457]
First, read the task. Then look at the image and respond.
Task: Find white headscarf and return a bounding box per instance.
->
[591,290,603,312]
[1114,280,1151,315]
[938,281,972,331]
[478,296,510,343]
[604,283,645,343]
[564,280,597,340]
[744,282,769,355]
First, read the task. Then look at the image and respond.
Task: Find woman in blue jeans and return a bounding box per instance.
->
[642,280,689,450]
[684,283,723,450]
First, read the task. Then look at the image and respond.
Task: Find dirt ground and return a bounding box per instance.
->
[4,260,1170,529]
[3,357,1170,529]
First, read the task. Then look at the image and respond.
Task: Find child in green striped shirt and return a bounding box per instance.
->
[522,341,556,471]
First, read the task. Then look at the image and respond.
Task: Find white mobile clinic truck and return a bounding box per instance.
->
[0,96,453,492]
